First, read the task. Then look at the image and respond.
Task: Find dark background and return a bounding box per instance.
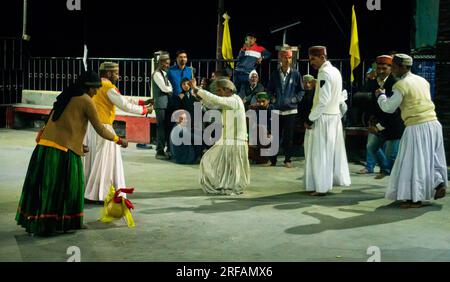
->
[1,0,413,61]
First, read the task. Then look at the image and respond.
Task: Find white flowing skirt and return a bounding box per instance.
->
[386,120,447,202]
[200,142,250,194]
[83,123,126,201]
[304,114,351,193]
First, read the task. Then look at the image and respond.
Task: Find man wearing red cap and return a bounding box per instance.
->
[267,46,304,168]
[304,46,350,196]
[376,53,447,208]
[358,55,404,179]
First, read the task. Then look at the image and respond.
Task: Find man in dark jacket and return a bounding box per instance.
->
[359,55,404,179]
[248,92,274,165]
[171,78,199,124]
[238,70,265,110]
[267,47,304,168]
[298,74,316,129]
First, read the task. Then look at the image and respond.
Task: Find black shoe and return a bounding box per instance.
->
[136,143,153,149]
[434,183,446,200]
[155,153,169,160]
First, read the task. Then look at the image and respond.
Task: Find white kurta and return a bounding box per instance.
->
[196,89,250,195]
[304,61,351,193]
[84,87,145,201]
[84,123,125,201]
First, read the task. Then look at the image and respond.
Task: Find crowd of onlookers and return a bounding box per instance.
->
[152,33,317,167]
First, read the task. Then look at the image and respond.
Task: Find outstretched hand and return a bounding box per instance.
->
[189,78,198,90]
[120,138,128,148]
[374,88,385,98]
[146,104,153,114]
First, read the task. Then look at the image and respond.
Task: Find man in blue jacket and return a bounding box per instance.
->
[267,47,304,168]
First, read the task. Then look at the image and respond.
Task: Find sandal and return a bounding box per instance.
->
[357,168,372,174]
[309,192,327,196]
[400,201,423,209]
[374,173,386,179]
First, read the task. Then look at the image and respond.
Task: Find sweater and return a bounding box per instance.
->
[394,72,437,126]
[40,94,117,156]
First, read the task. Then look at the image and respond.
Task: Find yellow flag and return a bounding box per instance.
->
[222,12,234,69]
[349,5,360,82]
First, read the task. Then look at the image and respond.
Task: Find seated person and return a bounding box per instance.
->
[238,70,265,110]
[170,110,203,164]
[171,77,200,123]
[248,92,274,165]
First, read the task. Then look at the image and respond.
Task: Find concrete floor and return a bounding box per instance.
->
[1,128,449,262]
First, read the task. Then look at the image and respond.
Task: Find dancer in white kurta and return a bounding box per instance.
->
[376,54,447,208]
[304,46,351,196]
[190,78,250,195]
[84,62,151,201]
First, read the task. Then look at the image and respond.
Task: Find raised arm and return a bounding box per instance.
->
[190,79,240,110]
[194,88,240,110]
[107,88,148,115]
[377,89,403,114]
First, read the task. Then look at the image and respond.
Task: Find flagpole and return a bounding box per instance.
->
[349,5,361,114]
[216,0,225,71]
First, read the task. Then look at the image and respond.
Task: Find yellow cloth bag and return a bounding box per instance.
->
[99,186,135,228]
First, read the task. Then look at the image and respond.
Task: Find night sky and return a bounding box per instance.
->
[3,0,413,61]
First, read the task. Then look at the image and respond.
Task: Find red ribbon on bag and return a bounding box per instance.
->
[113,188,135,210]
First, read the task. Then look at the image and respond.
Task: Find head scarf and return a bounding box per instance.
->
[52,71,102,121]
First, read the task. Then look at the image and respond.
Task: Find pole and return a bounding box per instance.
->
[216,0,225,71]
[22,0,30,41]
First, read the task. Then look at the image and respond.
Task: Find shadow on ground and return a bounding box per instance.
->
[137,186,384,215]
[285,202,443,235]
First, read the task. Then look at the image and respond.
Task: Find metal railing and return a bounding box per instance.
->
[1,37,23,104]
[24,57,153,97]
[22,56,366,98]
